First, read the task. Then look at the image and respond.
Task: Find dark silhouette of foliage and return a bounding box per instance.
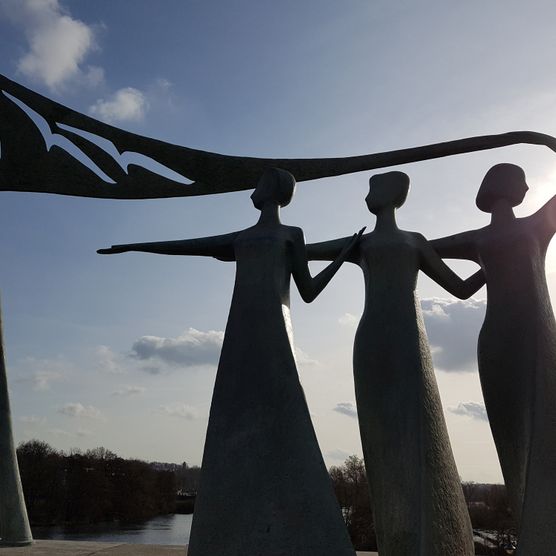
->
[17,440,177,526]
[329,455,377,551]
[16,441,519,554]
[329,457,518,554]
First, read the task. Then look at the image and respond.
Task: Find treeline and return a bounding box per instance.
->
[329,455,517,554]
[16,440,199,526]
[17,440,517,553]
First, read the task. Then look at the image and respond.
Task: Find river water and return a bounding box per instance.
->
[33,513,193,545]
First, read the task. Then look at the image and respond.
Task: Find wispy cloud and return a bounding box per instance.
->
[111,385,146,397]
[156,403,198,420]
[338,313,359,328]
[0,0,102,90]
[131,328,224,369]
[48,428,73,437]
[48,427,93,438]
[295,347,319,366]
[32,370,63,390]
[449,401,489,422]
[95,345,125,374]
[58,402,103,420]
[325,448,353,462]
[333,402,358,419]
[16,368,63,391]
[90,87,148,123]
[19,415,46,425]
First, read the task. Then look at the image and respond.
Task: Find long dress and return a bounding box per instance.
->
[187,226,355,556]
[475,214,555,554]
[433,202,556,555]
[353,232,473,556]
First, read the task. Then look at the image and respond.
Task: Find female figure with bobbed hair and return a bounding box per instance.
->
[432,163,556,554]
[98,168,361,556]
[307,171,484,556]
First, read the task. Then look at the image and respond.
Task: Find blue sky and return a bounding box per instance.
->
[1,0,556,482]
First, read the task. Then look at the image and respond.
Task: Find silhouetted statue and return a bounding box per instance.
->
[307,172,484,556]
[0,300,32,546]
[432,163,556,555]
[98,169,362,555]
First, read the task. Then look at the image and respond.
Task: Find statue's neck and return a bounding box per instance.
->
[374,207,399,232]
[257,203,281,226]
[490,200,516,227]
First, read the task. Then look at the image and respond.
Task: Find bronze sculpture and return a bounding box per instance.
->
[2,73,556,552]
[307,172,485,556]
[432,164,556,555]
[0,301,32,547]
[99,169,362,555]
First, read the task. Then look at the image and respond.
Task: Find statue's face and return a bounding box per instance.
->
[476,164,528,213]
[251,169,295,210]
[366,172,410,214]
[250,175,277,209]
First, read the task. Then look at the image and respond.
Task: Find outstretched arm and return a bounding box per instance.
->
[97,231,239,260]
[292,228,364,303]
[419,235,485,299]
[430,230,480,263]
[306,237,359,263]
[535,194,556,239]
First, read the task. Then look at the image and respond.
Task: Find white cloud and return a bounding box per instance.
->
[338,313,359,328]
[325,448,353,462]
[449,401,489,422]
[333,402,358,419]
[421,297,486,372]
[84,65,104,87]
[19,415,46,425]
[48,428,73,437]
[48,427,93,438]
[131,328,224,369]
[58,402,103,420]
[0,0,100,90]
[16,368,63,391]
[295,347,319,366]
[32,370,63,390]
[111,385,146,397]
[95,345,125,374]
[156,403,198,420]
[89,87,149,123]
[14,356,74,390]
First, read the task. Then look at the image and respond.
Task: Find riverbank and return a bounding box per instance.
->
[0,540,378,555]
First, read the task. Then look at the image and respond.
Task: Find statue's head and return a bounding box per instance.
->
[251,168,296,210]
[476,163,528,213]
[365,171,410,214]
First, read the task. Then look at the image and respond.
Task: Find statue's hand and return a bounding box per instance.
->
[545,135,556,154]
[97,245,127,255]
[340,227,366,258]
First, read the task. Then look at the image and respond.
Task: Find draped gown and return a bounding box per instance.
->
[352,231,474,556]
[187,225,355,556]
[433,198,556,555]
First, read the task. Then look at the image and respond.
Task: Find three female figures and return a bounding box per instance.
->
[99,163,556,555]
[99,168,361,556]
